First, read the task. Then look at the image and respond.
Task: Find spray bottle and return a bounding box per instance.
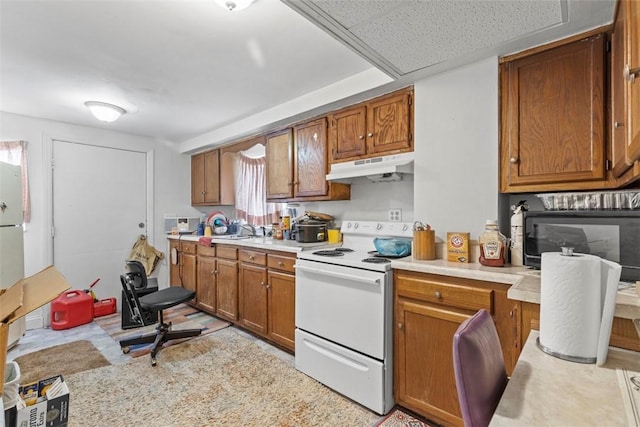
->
[510,201,527,266]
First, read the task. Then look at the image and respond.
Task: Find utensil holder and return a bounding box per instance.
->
[414,229,436,260]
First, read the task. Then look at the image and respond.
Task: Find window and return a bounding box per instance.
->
[0,140,30,222]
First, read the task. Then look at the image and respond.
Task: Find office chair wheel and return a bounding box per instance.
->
[151,357,157,367]
[122,347,130,354]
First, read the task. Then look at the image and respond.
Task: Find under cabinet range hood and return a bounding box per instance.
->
[326,152,414,182]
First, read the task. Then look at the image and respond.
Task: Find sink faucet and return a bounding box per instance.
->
[239,224,256,237]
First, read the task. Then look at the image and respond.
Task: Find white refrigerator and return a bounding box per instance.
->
[0,161,26,348]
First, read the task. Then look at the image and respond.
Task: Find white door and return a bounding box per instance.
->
[52,140,147,309]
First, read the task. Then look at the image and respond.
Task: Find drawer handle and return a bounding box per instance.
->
[434,291,442,299]
[278,261,285,266]
[249,256,255,260]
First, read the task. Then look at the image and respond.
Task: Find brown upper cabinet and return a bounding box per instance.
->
[266,118,350,202]
[500,33,610,193]
[329,88,413,163]
[620,0,640,170]
[191,150,220,205]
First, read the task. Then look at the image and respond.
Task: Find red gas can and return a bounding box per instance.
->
[50,290,94,330]
[93,298,117,317]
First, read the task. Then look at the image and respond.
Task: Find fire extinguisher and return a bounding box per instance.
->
[510,201,527,266]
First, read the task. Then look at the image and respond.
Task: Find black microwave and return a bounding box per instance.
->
[523,210,640,281]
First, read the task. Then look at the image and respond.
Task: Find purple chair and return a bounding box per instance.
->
[453,309,508,427]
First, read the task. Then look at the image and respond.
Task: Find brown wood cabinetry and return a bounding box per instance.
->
[176,241,197,306]
[168,240,181,286]
[500,33,610,192]
[393,270,520,427]
[266,119,350,202]
[214,245,239,322]
[611,0,640,183]
[191,150,220,205]
[238,249,296,351]
[196,245,216,313]
[329,88,413,163]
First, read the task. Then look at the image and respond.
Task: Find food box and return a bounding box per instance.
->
[447,232,470,263]
[0,266,71,394]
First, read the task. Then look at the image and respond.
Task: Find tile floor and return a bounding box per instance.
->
[6,317,295,368]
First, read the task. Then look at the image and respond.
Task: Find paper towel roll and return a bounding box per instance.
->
[539,252,604,363]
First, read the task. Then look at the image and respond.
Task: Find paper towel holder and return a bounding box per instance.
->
[561,246,574,256]
[536,338,596,364]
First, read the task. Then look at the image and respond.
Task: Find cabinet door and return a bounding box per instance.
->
[266,129,294,200]
[366,90,412,155]
[330,105,367,162]
[501,35,606,189]
[169,240,181,286]
[395,299,469,427]
[196,255,216,314]
[203,150,220,204]
[294,118,328,197]
[627,0,640,163]
[612,1,633,178]
[216,258,238,321]
[239,263,268,335]
[267,270,295,351]
[191,153,205,205]
[181,252,197,301]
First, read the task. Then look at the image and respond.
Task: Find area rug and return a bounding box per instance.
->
[64,328,380,426]
[375,407,437,427]
[12,340,111,384]
[94,303,230,357]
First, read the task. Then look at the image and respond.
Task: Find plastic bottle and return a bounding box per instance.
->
[510,201,527,266]
[479,220,507,267]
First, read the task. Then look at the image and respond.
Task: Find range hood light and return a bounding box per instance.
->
[326,152,414,183]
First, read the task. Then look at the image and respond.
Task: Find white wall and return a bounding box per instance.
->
[413,57,499,241]
[0,112,196,289]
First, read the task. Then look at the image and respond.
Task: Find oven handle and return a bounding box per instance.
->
[295,264,381,286]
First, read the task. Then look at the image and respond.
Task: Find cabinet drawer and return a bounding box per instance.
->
[216,245,238,260]
[181,241,197,255]
[240,249,267,265]
[396,274,493,313]
[197,244,216,257]
[267,254,296,273]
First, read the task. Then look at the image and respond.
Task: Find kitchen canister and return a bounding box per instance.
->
[537,249,621,365]
[413,229,436,260]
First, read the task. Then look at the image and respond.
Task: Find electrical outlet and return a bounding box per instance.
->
[388,209,402,222]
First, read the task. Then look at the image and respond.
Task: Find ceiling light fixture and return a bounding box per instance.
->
[214,0,253,11]
[85,101,126,123]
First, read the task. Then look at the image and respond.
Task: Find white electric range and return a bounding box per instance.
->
[294,220,413,415]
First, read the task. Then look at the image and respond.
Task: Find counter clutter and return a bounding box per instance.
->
[167,234,336,253]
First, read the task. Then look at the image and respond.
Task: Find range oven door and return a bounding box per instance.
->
[295,258,389,358]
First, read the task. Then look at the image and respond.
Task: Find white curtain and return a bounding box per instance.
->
[233,153,285,226]
[0,140,31,223]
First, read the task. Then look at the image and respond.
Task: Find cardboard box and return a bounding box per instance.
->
[12,375,70,427]
[1,266,71,394]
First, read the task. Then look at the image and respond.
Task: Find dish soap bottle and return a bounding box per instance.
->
[479,220,506,267]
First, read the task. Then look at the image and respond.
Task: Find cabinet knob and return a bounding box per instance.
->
[278,261,284,266]
[261,281,265,287]
[359,135,365,140]
[509,157,519,164]
[367,132,373,137]
[614,121,624,129]
[249,256,255,260]
[211,270,216,274]
[398,323,403,330]
[434,291,442,299]
[624,64,640,83]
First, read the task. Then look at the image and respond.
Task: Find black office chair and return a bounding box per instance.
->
[119,260,201,366]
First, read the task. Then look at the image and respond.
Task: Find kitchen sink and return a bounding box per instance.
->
[212,235,253,240]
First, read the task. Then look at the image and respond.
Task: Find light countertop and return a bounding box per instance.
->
[490,331,640,426]
[166,234,335,254]
[391,257,640,320]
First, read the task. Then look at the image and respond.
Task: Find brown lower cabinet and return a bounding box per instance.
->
[213,245,239,322]
[238,249,296,352]
[393,270,520,427]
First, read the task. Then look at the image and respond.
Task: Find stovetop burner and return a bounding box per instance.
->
[362,257,391,264]
[313,250,345,257]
